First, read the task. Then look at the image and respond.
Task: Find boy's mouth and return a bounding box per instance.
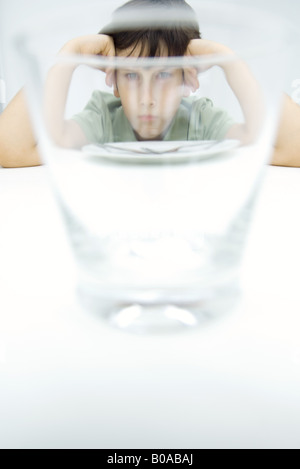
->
[139,115,157,122]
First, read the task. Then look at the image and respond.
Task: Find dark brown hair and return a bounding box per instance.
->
[100,0,201,57]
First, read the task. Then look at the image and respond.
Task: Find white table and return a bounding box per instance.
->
[0,164,300,449]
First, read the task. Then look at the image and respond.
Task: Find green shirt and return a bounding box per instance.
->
[72,91,234,143]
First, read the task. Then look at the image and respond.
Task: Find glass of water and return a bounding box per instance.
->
[15,0,289,333]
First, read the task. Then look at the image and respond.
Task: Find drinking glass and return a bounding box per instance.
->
[15,1,289,333]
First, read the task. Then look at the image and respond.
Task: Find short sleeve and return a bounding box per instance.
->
[71,91,113,143]
[188,97,235,140]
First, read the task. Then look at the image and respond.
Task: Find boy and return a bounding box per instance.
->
[45,0,260,151]
[0,0,299,167]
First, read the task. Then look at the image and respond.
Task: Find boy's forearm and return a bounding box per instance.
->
[44,34,115,148]
[221,59,263,143]
[188,40,263,143]
[44,61,77,146]
[211,45,263,143]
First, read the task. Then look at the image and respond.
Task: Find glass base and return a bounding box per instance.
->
[77,280,241,334]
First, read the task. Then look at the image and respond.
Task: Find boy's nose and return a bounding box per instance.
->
[140,82,155,107]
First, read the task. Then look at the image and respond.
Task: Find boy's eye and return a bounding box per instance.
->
[157,71,172,80]
[125,73,139,81]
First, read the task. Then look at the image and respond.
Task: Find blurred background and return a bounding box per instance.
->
[0,0,300,108]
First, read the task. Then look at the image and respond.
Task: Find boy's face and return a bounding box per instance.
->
[114,46,186,140]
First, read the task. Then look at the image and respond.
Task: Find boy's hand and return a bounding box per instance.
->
[59,34,116,58]
[186,39,233,68]
[59,34,116,86]
[182,67,199,95]
[186,39,231,58]
[183,39,234,93]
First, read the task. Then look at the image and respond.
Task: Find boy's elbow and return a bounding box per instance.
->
[271,145,300,168]
[0,145,42,168]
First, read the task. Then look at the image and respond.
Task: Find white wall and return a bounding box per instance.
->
[0,0,300,104]
[0,0,121,103]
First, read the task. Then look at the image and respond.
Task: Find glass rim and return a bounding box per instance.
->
[15,34,286,70]
[54,53,239,69]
